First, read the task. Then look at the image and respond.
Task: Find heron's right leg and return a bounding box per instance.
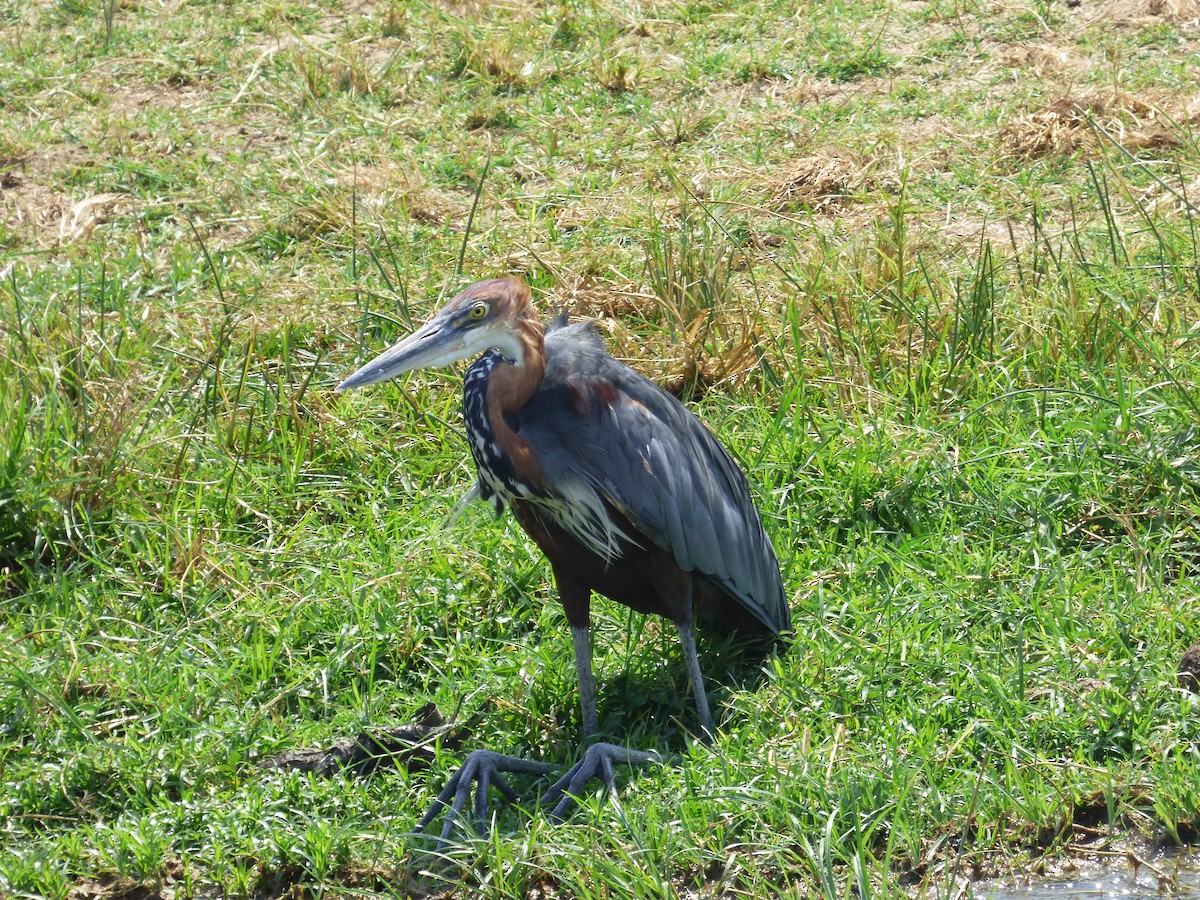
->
[555,576,600,740]
[533,582,670,821]
[676,615,714,739]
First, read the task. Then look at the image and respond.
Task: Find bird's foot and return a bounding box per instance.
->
[540,742,673,823]
[412,749,552,850]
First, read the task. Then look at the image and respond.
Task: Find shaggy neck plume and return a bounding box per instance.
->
[463,312,546,503]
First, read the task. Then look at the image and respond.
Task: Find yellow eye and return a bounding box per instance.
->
[470,303,488,320]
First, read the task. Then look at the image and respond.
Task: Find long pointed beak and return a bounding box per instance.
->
[336,312,467,392]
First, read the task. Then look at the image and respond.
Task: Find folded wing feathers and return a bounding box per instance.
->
[523,324,789,634]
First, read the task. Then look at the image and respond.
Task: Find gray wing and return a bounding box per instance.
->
[516,324,790,634]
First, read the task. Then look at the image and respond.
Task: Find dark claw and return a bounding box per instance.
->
[540,742,670,823]
[412,749,552,850]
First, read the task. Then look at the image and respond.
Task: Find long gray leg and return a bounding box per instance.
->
[537,623,677,822]
[571,625,600,739]
[677,618,713,738]
[539,617,704,823]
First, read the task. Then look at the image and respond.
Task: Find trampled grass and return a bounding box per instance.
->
[3,0,1200,897]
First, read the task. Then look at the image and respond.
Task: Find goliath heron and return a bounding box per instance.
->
[337,277,789,846]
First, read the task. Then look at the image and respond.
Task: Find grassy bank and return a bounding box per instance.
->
[3,0,1200,896]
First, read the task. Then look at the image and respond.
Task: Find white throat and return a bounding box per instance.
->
[470,326,524,365]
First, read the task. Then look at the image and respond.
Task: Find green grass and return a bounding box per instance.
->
[3,0,1200,897]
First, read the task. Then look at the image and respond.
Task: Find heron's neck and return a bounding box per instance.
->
[483,321,545,484]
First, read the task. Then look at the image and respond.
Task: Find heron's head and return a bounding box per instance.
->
[336,277,538,392]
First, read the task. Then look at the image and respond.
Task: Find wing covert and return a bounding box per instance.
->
[517,325,789,635]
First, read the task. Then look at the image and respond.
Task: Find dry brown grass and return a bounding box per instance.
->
[0,168,135,248]
[1069,0,1200,30]
[544,278,654,321]
[997,89,1185,160]
[769,153,871,212]
[995,43,1082,77]
[335,163,461,227]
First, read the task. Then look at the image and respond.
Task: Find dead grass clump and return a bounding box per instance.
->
[447,25,536,87]
[59,193,134,243]
[997,90,1183,160]
[336,163,456,226]
[642,210,770,399]
[1145,0,1200,21]
[595,53,638,93]
[1075,0,1200,28]
[436,0,489,15]
[770,153,870,212]
[653,330,763,399]
[545,280,653,321]
[1,169,133,248]
[294,44,379,101]
[2,172,68,246]
[1138,173,1200,219]
[996,44,1078,77]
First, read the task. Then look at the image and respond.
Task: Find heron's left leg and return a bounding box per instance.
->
[676,613,714,739]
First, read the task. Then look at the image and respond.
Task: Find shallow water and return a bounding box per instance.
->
[984,852,1200,899]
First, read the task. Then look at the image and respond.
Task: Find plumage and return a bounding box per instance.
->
[492,319,789,635]
[336,276,789,848]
